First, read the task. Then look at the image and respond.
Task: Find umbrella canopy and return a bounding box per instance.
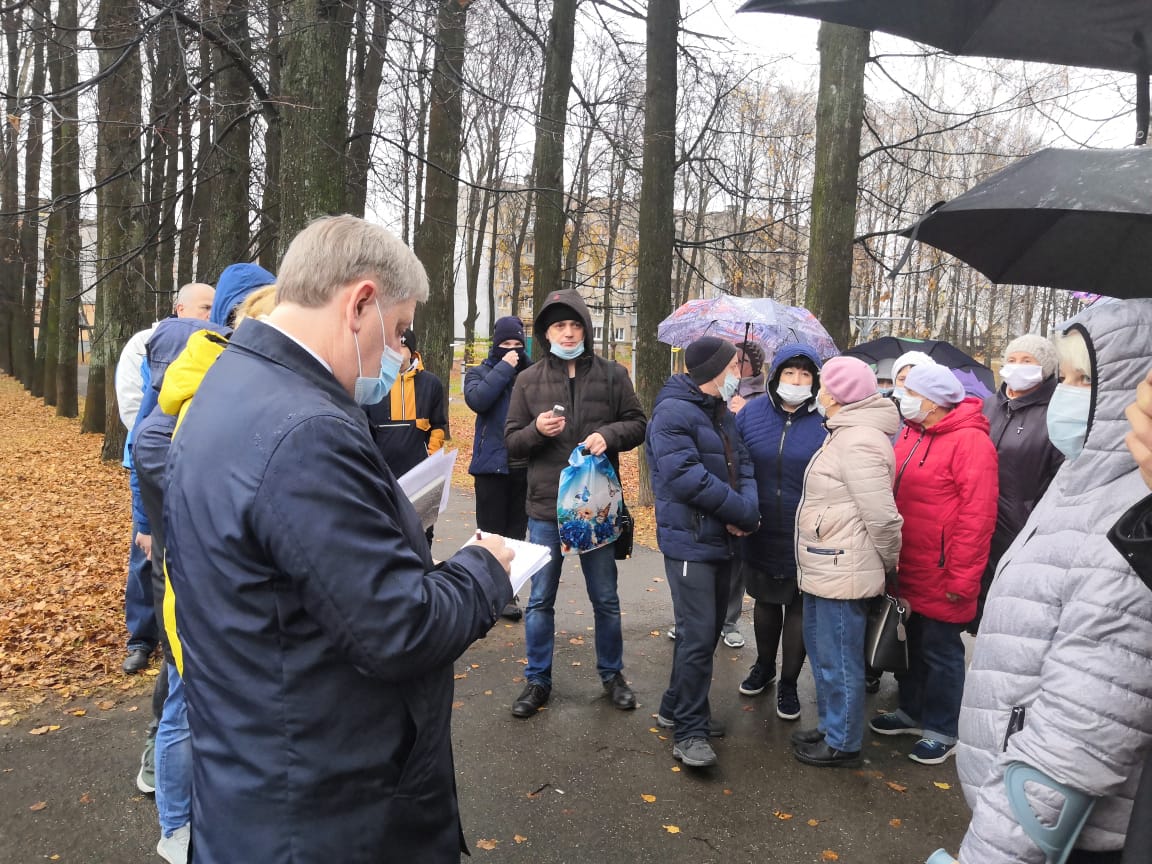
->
[657,295,839,361]
[845,336,996,393]
[736,0,1152,75]
[897,147,1152,299]
[736,0,1151,143]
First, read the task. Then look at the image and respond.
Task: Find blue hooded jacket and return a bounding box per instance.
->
[209,262,275,326]
[735,344,827,573]
[464,346,531,475]
[645,374,759,562]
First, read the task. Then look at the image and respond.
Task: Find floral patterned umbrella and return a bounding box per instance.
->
[657,295,839,361]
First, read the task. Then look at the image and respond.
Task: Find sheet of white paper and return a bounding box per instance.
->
[396,450,458,530]
[466,532,553,595]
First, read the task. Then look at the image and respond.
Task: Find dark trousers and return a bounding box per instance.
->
[474,468,529,540]
[659,557,731,742]
[896,613,966,744]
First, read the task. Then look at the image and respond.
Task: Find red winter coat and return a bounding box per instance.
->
[892,398,998,624]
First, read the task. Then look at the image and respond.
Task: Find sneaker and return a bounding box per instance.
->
[909,738,956,765]
[136,734,156,794]
[672,737,718,768]
[603,673,637,710]
[666,625,677,640]
[868,712,923,737]
[776,681,801,721]
[156,824,190,864]
[656,714,726,738]
[722,629,745,649]
[511,683,550,718]
[738,663,776,696]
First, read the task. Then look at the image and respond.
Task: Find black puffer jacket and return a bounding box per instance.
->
[504,289,647,522]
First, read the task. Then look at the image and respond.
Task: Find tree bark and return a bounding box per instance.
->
[277,0,354,256]
[804,22,869,350]
[258,0,282,269]
[634,0,678,506]
[94,0,150,458]
[17,0,47,389]
[529,0,577,326]
[346,0,391,217]
[0,7,22,375]
[52,0,81,418]
[413,0,468,384]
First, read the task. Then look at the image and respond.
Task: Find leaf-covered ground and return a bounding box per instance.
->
[0,372,655,697]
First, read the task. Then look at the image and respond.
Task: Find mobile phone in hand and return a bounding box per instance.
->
[552,404,565,418]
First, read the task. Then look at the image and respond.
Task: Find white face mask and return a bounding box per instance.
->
[1000,363,1044,393]
[899,392,930,424]
[776,383,812,405]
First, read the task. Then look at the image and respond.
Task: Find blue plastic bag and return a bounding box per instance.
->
[557,446,624,556]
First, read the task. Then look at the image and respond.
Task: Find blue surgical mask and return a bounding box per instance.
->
[878,387,894,398]
[1046,383,1092,460]
[353,300,403,406]
[718,373,740,402]
[550,342,584,360]
[899,392,929,424]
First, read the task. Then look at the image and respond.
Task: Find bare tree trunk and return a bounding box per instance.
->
[94,0,149,458]
[17,0,47,390]
[277,0,354,255]
[562,123,593,287]
[510,185,533,318]
[0,7,22,374]
[346,0,391,217]
[258,0,282,269]
[804,23,869,350]
[52,0,81,418]
[529,0,577,322]
[176,90,196,285]
[413,0,468,383]
[486,193,499,335]
[635,0,678,506]
[206,0,252,274]
[39,229,58,405]
[188,34,213,276]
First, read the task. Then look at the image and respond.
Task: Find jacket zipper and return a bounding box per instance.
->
[775,415,791,527]
[938,526,946,567]
[894,433,923,495]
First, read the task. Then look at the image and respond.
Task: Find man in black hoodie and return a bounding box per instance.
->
[504,289,647,718]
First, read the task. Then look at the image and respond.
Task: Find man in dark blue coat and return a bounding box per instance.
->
[164,215,514,864]
[646,337,760,769]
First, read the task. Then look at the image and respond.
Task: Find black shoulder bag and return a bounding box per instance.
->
[865,570,910,674]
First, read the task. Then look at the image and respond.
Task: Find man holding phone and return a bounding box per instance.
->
[504,289,647,718]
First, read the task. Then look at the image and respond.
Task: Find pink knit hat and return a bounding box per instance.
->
[821,356,878,405]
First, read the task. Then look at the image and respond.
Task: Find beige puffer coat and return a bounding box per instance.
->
[796,393,903,599]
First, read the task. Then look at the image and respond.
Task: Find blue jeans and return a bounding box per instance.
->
[659,558,730,741]
[125,521,158,652]
[803,594,868,752]
[155,662,191,836]
[894,613,966,745]
[525,518,623,689]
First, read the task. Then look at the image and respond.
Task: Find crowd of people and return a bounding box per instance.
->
[109,213,1152,864]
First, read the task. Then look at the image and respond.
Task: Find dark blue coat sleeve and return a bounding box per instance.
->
[252,415,513,681]
[464,361,514,414]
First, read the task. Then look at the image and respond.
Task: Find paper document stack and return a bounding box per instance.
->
[396,449,458,530]
[467,532,553,595]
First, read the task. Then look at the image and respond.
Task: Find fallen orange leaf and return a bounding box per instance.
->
[886,781,908,793]
[29,801,47,811]
[889,818,903,828]
[475,838,498,850]
[933,781,952,790]
[774,810,793,820]
[513,834,527,844]
[641,794,656,803]
[821,851,839,861]
[663,825,680,834]
[807,818,820,826]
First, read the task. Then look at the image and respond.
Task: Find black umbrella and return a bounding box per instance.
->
[893,147,1152,299]
[845,336,997,393]
[736,0,1152,144]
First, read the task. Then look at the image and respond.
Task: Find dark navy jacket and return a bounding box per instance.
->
[735,346,827,573]
[464,351,529,475]
[164,319,512,863]
[645,374,759,562]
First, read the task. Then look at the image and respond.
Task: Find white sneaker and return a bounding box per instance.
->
[157,824,190,864]
[666,626,677,640]
[723,630,745,649]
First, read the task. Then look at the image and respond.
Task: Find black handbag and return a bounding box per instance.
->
[614,501,634,560]
[865,573,910,674]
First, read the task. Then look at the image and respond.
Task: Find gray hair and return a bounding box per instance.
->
[275,215,429,308]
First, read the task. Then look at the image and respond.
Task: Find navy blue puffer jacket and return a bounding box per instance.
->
[464,351,529,475]
[735,345,827,573]
[645,374,760,562]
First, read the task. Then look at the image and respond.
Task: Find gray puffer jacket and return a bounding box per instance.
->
[957,299,1152,863]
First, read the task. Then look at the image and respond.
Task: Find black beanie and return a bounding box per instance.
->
[535,302,582,337]
[492,316,526,345]
[400,328,416,353]
[685,337,737,385]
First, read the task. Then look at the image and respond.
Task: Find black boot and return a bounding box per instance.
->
[511,683,550,718]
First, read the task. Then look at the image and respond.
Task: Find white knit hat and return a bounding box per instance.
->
[1004,334,1058,380]
[892,350,937,380]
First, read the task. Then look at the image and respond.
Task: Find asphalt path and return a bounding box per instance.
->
[0,489,969,863]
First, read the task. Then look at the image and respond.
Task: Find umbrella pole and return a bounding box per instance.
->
[1137,70,1149,147]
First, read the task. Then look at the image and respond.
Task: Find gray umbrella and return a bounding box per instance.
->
[893,147,1152,298]
[737,0,1151,143]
